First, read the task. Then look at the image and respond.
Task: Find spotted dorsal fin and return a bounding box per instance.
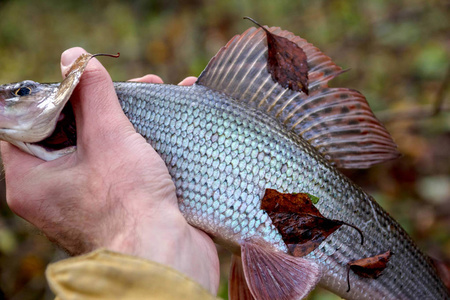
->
[197,26,400,168]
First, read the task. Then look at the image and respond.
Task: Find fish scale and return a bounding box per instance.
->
[114,81,447,299]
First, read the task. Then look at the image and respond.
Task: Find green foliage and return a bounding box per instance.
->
[307,194,320,204]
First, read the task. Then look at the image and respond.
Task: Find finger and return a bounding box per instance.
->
[128,74,164,84]
[60,48,134,150]
[178,76,197,86]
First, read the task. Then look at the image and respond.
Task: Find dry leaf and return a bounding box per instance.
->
[347,250,393,292]
[261,189,363,257]
[244,17,309,94]
[430,258,450,291]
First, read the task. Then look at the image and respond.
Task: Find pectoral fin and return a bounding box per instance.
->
[239,241,321,300]
[229,254,255,300]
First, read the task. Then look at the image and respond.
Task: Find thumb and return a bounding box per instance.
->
[60,48,134,150]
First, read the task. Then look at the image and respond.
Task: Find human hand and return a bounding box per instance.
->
[1,47,219,293]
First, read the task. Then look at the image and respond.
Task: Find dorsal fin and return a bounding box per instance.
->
[197,26,400,168]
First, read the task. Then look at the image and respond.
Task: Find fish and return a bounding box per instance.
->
[0,25,448,300]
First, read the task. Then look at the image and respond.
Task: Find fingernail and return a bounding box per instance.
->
[61,47,87,68]
[61,50,77,68]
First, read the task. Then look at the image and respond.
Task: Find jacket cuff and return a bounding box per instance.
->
[46,248,218,300]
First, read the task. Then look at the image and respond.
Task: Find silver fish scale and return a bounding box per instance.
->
[114,82,448,300]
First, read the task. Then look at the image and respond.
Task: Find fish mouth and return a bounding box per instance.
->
[31,102,77,151]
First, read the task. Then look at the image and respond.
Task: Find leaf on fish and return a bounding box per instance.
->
[244,17,309,94]
[346,250,393,292]
[261,189,364,257]
[430,258,450,291]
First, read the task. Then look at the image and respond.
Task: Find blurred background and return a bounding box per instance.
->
[0,0,448,299]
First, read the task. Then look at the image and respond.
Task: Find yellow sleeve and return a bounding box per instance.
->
[46,248,220,300]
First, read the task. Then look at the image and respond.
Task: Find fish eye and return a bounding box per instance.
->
[14,86,32,96]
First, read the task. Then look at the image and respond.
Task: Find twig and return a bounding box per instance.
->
[432,64,450,116]
[377,65,450,123]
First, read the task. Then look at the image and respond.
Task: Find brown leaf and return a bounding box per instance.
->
[244,17,309,94]
[261,189,363,257]
[346,250,393,292]
[431,258,450,291]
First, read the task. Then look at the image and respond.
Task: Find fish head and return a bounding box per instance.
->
[0,80,76,160]
[0,80,62,143]
[0,52,103,160]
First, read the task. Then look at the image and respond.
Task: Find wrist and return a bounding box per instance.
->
[105,205,189,264]
[103,204,219,294]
